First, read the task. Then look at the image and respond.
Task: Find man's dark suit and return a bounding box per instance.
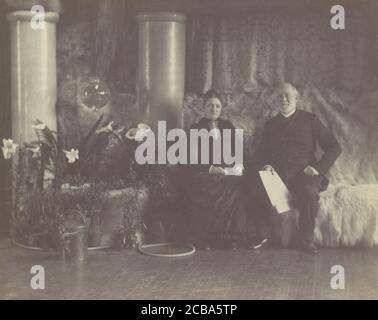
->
[258,109,341,241]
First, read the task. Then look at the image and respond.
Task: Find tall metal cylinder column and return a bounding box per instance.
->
[7,11,59,143]
[136,12,186,131]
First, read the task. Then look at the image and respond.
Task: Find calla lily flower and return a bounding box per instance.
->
[125,127,138,140]
[32,120,47,130]
[96,121,114,134]
[26,144,41,158]
[63,148,79,164]
[2,138,18,160]
[126,123,151,141]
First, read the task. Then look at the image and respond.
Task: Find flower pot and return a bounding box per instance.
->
[101,185,148,247]
[88,230,102,247]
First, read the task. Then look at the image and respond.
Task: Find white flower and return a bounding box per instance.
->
[25,144,41,158]
[135,124,151,141]
[126,123,151,141]
[2,149,12,159]
[63,148,79,164]
[96,121,114,134]
[61,183,71,190]
[2,138,18,160]
[32,121,47,130]
[125,127,137,140]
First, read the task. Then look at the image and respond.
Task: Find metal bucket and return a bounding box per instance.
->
[59,220,88,261]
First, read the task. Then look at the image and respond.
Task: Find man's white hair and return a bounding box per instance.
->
[280,82,299,97]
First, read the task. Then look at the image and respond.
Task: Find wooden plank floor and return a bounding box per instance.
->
[0,238,377,300]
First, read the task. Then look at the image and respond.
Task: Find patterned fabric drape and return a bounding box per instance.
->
[183,4,378,186]
[94,0,125,79]
[186,5,375,94]
[93,0,137,89]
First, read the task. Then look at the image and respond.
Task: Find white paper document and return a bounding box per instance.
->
[259,171,293,214]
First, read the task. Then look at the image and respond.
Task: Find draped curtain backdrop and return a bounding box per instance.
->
[93,0,137,90]
[183,2,378,186]
[185,5,375,94]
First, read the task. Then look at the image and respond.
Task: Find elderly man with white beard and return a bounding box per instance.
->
[257,83,341,254]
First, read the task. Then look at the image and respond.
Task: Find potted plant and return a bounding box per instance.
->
[2,114,152,250]
[116,191,144,249]
[59,177,110,247]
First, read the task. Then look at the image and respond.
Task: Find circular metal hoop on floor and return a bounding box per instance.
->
[138,242,196,258]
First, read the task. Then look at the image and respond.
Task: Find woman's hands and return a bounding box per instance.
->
[209,164,245,176]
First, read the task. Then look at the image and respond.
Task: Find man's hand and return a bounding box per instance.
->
[303,165,319,176]
[209,165,225,175]
[262,165,275,174]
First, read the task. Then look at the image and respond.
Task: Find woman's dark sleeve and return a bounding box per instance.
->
[187,122,212,174]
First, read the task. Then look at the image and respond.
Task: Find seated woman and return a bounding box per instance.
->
[183,89,254,249]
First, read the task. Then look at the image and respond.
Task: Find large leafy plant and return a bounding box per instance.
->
[2,116,154,249]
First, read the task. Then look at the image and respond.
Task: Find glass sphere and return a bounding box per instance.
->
[80,77,110,110]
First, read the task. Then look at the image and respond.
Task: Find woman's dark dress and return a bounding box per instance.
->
[183,117,251,245]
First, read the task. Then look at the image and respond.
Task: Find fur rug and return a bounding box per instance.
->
[315,184,378,247]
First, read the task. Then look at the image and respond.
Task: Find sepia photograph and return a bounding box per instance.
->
[0,0,377,305]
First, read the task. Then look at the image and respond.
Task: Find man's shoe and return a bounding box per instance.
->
[301,241,318,254]
[249,237,269,250]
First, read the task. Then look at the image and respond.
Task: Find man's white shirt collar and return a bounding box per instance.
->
[281,108,296,118]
